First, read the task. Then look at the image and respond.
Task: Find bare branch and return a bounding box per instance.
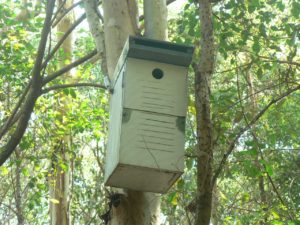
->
[42,49,97,85]
[260,58,300,68]
[215,62,252,74]
[251,133,296,220]
[266,172,294,220]
[42,82,106,94]
[52,0,84,27]
[51,0,67,25]
[0,83,30,139]
[42,13,87,69]
[228,80,298,110]
[84,0,107,77]
[0,202,18,215]
[212,84,300,185]
[241,49,300,68]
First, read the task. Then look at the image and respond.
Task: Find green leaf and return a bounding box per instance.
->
[243,160,261,177]
[69,89,77,98]
[257,68,263,78]
[224,0,234,9]
[260,160,274,176]
[235,149,258,156]
[0,166,9,175]
[252,38,261,53]
[186,158,194,170]
[176,179,184,189]
[241,193,250,202]
[241,30,249,42]
[248,5,256,13]
[63,88,70,96]
[272,221,283,225]
[259,23,267,38]
[22,168,30,177]
[291,2,300,18]
[265,164,273,176]
[276,2,285,11]
[167,192,178,206]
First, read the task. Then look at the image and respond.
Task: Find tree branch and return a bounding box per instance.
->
[51,0,67,25]
[260,58,300,68]
[42,49,97,85]
[212,84,300,185]
[228,80,298,110]
[0,0,56,166]
[0,83,30,139]
[41,13,87,69]
[0,45,93,136]
[52,0,84,27]
[42,82,106,94]
[251,132,295,220]
[241,49,300,68]
[84,0,107,79]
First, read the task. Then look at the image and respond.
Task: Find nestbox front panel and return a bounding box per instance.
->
[119,110,185,172]
[124,58,188,117]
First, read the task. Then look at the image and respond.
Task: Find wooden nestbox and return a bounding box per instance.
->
[104,36,194,193]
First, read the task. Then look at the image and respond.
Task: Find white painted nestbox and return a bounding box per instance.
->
[104,36,194,193]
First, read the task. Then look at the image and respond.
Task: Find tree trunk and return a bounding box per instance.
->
[83,0,107,76]
[15,149,24,225]
[194,0,215,224]
[102,0,139,78]
[49,1,73,224]
[100,0,167,224]
[144,0,168,40]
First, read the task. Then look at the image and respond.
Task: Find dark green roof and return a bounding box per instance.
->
[126,36,194,67]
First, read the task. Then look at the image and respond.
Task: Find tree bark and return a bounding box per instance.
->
[83,0,108,76]
[194,0,215,224]
[144,0,168,40]
[102,0,139,78]
[15,149,24,225]
[49,1,73,225]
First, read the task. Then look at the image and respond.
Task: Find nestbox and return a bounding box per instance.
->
[104,36,194,193]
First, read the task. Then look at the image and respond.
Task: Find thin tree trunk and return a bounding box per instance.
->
[83,0,107,76]
[15,149,24,225]
[245,67,268,224]
[144,0,168,40]
[211,185,219,225]
[194,0,215,224]
[102,0,139,78]
[49,1,73,224]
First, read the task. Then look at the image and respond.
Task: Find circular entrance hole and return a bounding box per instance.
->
[152,68,164,79]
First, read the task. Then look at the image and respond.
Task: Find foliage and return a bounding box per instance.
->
[0,0,299,224]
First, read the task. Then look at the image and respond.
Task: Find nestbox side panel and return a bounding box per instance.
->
[104,69,124,183]
[124,58,188,117]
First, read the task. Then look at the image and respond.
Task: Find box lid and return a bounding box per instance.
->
[125,36,194,67]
